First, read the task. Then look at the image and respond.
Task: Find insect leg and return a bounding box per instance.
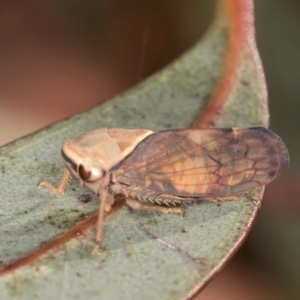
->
[93,191,107,253]
[207,195,239,202]
[126,198,184,218]
[93,176,111,254]
[38,168,71,195]
[103,192,115,212]
[244,190,262,208]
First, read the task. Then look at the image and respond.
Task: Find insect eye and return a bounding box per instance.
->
[77,160,105,183]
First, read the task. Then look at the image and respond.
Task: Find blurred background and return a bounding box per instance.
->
[0,0,299,299]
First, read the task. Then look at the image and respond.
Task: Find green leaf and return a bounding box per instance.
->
[0,1,268,299]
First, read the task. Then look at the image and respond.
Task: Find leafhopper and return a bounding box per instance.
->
[38,127,289,251]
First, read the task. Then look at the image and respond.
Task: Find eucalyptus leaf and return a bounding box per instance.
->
[0,2,267,300]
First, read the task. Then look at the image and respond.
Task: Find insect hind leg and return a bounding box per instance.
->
[126,198,184,218]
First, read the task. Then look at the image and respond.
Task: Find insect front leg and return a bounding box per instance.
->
[93,175,111,254]
[126,198,185,218]
[38,168,71,195]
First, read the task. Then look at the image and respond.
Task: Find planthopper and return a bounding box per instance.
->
[38,127,289,252]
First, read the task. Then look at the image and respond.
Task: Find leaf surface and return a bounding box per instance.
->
[0,0,268,299]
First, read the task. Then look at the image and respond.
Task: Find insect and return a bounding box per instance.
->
[38,127,289,251]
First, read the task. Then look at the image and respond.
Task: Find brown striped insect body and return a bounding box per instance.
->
[38,127,289,251]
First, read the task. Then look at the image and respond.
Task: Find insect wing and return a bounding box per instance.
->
[112,127,289,198]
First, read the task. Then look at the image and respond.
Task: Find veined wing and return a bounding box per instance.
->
[112,127,289,198]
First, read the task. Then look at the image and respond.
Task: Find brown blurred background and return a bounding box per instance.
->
[0,0,299,299]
